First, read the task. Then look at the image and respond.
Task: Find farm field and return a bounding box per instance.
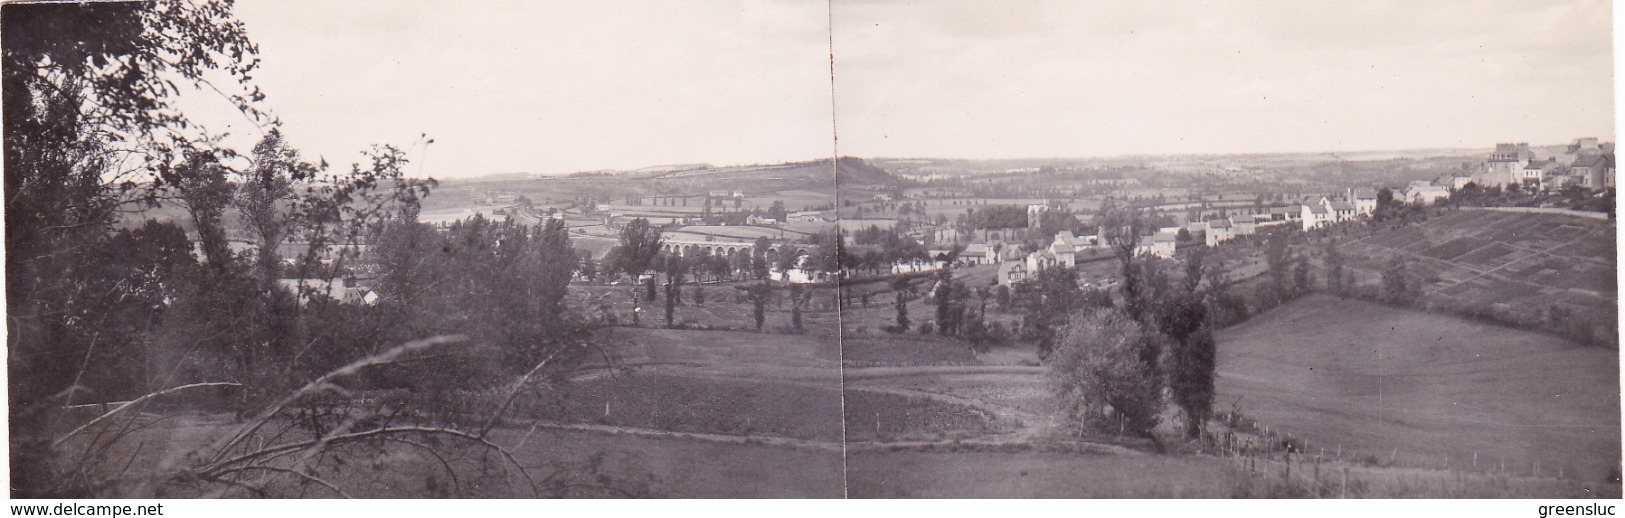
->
[1336,209,1616,341]
[1216,294,1621,488]
[846,450,1235,498]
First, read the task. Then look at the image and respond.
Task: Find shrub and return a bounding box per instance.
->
[1046,309,1165,450]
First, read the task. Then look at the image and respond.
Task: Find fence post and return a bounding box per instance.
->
[1341,468,1348,499]
[1314,456,1321,497]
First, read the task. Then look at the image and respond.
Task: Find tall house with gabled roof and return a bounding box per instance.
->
[1480,142,1532,187]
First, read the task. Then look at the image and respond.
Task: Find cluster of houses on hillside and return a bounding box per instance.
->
[1475,139,1616,191]
[981,138,1617,288]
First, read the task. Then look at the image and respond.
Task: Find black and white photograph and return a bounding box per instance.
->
[4,0,1620,506]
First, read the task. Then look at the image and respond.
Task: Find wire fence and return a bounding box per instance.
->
[1207,416,1615,498]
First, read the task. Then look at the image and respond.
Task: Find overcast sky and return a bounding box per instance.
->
[833,0,1616,160]
[227,0,833,178]
[218,0,1614,178]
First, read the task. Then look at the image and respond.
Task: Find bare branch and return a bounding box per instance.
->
[480,344,572,438]
[55,382,242,447]
[212,465,352,499]
[202,425,538,498]
[207,334,467,464]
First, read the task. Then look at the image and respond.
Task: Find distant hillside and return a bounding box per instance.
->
[834,157,898,186]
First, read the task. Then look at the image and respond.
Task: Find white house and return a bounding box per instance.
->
[1325,200,1356,222]
[1204,219,1233,247]
[789,211,827,223]
[1025,249,1064,274]
[1048,230,1100,263]
[960,243,995,265]
[1349,188,1378,216]
[1270,205,1303,223]
[1300,204,1330,230]
[1400,181,1451,205]
[997,260,1028,286]
[1522,159,1558,190]
[1229,216,1257,237]
[1135,233,1177,259]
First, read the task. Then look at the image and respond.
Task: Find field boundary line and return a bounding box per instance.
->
[525,421,844,452]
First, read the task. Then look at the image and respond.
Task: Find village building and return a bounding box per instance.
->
[1269,205,1303,222]
[1134,233,1177,259]
[1559,137,1604,166]
[1326,200,1356,222]
[959,243,995,265]
[1521,159,1558,190]
[1400,181,1451,205]
[1349,188,1378,216]
[997,260,1028,286]
[1204,219,1233,247]
[1024,249,1063,273]
[1571,154,1613,190]
[1050,230,1100,255]
[1436,175,1474,191]
[1300,203,1330,230]
[788,211,827,223]
[1479,142,1533,187]
[1230,216,1258,237]
[744,215,778,226]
